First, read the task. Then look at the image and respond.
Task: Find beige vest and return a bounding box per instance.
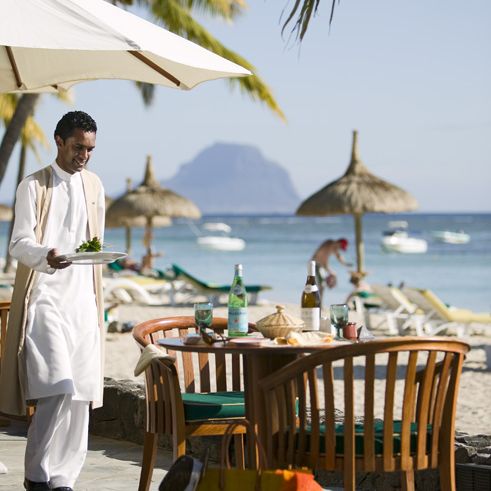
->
[0,165,105,416]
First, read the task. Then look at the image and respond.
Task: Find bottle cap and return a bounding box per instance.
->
[234,263,243,274]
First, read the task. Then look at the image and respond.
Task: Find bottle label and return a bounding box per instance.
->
[301,308,320,331]
[231,284,244,296]
[228,307,248,336]
[303,284,319,294]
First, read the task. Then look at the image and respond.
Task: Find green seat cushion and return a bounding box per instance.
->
[182,391,245,422]
[301,421,432,455]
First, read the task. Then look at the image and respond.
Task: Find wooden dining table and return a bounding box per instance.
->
[157,336,346,467]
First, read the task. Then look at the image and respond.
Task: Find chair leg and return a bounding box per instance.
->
[173,427,186,460]
[343,464,355,491]
[439,453,456,490]
[139,431,158,491]
[401,470,415,491]
[234,434,245,470]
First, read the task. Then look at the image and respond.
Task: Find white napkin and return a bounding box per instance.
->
[277,331,334,346]
[134,344,176,376]
[0,461,7,474]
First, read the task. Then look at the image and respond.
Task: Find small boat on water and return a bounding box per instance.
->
[381,230,428,254]
[431,230,470,244]
[202,222,232,234]
[197,235,246,251]
[196,222,246,251]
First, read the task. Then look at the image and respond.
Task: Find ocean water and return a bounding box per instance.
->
[1,213,490,312]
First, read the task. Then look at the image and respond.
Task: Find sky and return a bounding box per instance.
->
[1,0,490,212]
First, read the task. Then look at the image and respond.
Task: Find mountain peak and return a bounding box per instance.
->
[163,143,300,214]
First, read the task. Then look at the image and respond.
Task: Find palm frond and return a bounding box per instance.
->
[151,0,285,120]
[282,0,336,42]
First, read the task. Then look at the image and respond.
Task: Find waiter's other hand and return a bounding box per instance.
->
[47,248,72,269]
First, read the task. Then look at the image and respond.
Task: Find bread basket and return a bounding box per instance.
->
[256,305,304,339]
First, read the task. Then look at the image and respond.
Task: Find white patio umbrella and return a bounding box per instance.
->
[0,0,251,93]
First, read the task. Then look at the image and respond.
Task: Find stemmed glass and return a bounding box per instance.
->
[330,303,349,340]
[194,302,213,335]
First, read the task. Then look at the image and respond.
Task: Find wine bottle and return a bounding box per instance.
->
[227,264,248,336]
[301,260,321,331]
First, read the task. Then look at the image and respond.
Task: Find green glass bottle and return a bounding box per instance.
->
[227,263,248,336]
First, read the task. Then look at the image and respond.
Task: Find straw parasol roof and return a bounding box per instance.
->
[106,155,201,263]
[296,130,418,274]
[0,204,13,221]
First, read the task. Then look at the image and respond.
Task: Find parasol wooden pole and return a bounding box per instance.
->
[143,215,154,269]
[124,178,132,255]
[353,213,364,274]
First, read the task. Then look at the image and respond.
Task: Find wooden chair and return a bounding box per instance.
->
[132,316,256,491]
[258,338,470,491]
[0,300,35,424]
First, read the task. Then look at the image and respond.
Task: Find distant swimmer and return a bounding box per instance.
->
[311,238,352,304]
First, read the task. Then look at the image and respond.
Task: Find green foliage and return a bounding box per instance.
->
[282,0,338,42]
[76,236,103,252]
[116,0,285,120]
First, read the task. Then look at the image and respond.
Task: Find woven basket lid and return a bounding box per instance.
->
[256,305,305,329]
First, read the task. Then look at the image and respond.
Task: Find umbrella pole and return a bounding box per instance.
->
[354,213,364,274]
[143,216,154,269]
[125,226,132,255]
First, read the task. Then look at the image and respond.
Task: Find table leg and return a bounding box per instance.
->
[243,352,296,468]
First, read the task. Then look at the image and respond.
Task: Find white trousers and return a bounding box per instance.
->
[25,394,89,488]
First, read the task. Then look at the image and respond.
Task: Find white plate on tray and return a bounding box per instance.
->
[227,337,271,346]
[61,251,127,265]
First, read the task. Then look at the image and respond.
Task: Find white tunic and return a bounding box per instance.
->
[10,162,104,401]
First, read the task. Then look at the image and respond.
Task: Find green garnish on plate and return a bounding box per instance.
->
[76,236,102,253]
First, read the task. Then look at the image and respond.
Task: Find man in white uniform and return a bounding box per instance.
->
[1,112,105,491]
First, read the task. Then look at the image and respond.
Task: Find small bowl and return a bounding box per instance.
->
[256,305,304,339]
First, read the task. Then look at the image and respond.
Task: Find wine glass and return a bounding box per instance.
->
[330,303,349,340]
[194,302,213,337]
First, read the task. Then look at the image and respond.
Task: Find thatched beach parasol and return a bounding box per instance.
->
[296,130,418,274]
[105,179,172,254]
[106,156,201,265]
[0,204,12,221]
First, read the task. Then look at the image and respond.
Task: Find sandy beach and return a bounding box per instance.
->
[104,302,491,436]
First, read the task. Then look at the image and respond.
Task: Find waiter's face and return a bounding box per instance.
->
[55,128,96,174]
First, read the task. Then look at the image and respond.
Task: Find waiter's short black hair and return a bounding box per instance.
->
[54,111,97,141]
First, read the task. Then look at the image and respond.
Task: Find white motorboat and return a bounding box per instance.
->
[202,222,232,233]
[194,222,246,251]
[197,235,246,251]
[431,230,470,244]
[381,230,428,254]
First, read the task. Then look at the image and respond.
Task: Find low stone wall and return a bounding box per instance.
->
[89,378,222,459]
[90,378,490,489]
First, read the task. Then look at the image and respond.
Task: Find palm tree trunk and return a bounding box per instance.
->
[0,93,39,187]
[3,143,27,273]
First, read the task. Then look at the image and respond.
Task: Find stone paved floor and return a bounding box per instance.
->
[0,421,170,491]
[0,422,341,491]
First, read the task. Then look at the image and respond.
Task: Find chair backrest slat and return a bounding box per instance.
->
[430,352,453,467]
[296,373,308,467]
[383,352,398,471]
[307,368,320,468]
[231,354,241,391]
[415,351,437,468]
[400,351,419,468]
[285,379,297,467]
[215,352,227,392]
[343,357,355,486]
[363,353,376,471]
[198,352,211,393]
[322,361,336,469]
